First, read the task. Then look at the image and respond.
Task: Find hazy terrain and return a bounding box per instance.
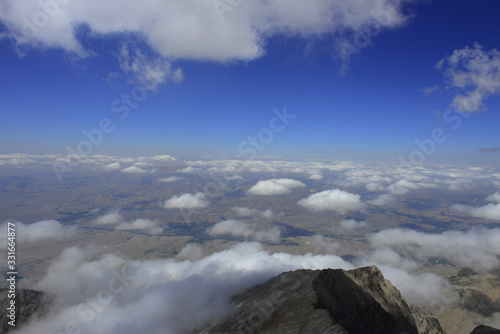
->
[1,155,500,333]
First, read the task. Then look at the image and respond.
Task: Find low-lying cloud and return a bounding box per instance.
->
[297,189,364,214]
[163,192,209,209]
[16,243,353,334]
[231,207,274,220]
[247,178,305,196]
[91,211,163,234]
[116,218,163,235]
[0,220,76,250]
[452,203,500,221]
[207,220,281,243]
[370,228,500,272]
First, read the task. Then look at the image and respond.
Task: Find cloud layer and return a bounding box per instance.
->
[370,228,500,272]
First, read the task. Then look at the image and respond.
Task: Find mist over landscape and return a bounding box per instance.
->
[1,0,500,333]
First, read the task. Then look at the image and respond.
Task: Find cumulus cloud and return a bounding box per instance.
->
[163,192,209,209]
[176,243,205,261]
[115,218,163,235]
[335,219,367,232]
[297,189,364,213]
[158,176,181,183]
[119,44,183,91]
[247,178,305,195]
[92,210,123,225]
[387,179,420,195]
[370,228,500,272]
[486,192,500,203]
[308,234,340,254]
[101,162,121,170]
[121,166,156,174]
[365,247,418,272]
[367,194,396,206]
[451,203,500,221]
[207,220,281,243]
[0,220,76,249]
[367,264,452,307]
[437,43,500,113]
[231,207,274,220]
[1,0,410,62]
[91,211,163,234]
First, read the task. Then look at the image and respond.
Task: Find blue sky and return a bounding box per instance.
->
[1,0,499,164]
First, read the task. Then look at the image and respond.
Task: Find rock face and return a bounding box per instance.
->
[470,325,500,333]
[0,288,45,334]
[201,266,444,334]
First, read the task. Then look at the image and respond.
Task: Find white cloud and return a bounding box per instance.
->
[158,176,181,183]
[115,218,163,235]
[486,192,500,203]
[247,178,305,195]
[0,220,76,249]
[308,234,339,254]
[366,247,418,272]
[92,210,123,225]
[423,84,439,96]
[149,155,176,161]
[297,189,364,213]
[307,170,323,180]
[16,237,461,333]
[177,243,205,261]
[452,203,500,221]
[338,219,367,231]
[367,194,396,206]
[437,43,500,113]
[231,207,274,220]
[163,192,209,209]
[0,0,409,62]
[207,220,281,243]
[119,44,183,91]
[121,166,155,174]
[370,228,500,272]
[16,243,353,334]
[177,166,196,173]
[101,162,121,170]
[387,179,419,195]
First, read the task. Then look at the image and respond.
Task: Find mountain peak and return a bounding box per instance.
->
[201,266,443,334]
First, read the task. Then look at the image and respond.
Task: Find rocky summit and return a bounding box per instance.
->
[201,265,444,334]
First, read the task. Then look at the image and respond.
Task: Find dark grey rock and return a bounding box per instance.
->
[470,325,500,334]
[201,266,444,334]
